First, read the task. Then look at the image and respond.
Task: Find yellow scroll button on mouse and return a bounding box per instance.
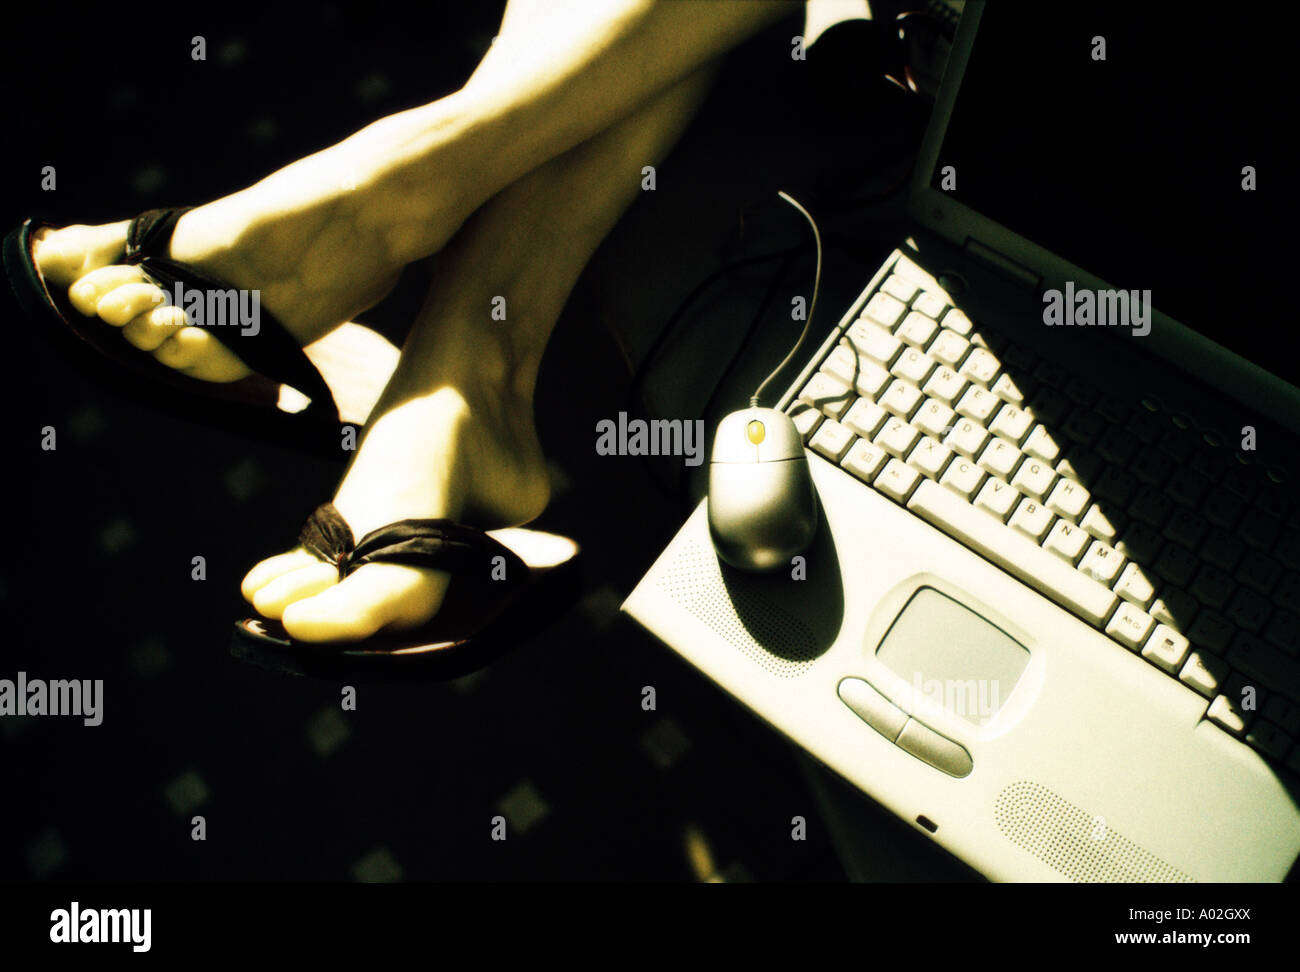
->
[746,420,765,444]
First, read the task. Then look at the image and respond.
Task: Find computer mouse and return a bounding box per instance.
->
[707,406,818,572]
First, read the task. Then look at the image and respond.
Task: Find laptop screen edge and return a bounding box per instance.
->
[905,1,1300,433]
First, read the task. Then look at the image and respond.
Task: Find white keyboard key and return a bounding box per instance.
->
[788,402,822,438]
[941,307,973,335]
[908,480,1119,626]
[879,380,924,419]
[1044,519,1090,563]
[847,320,902,365]
[988,403,1033,443]
[913,291,948,320]
[1079,540,1125,585]
[851,358,893,398]
[1055,451,1102,484]
[909,435,953,479]
[1113,562,1157,609]
[897,311,938,348]
[1141,623,1190,674]
[1107,601,1155,650]
[842,398,888,438]
[1150,587,1197,631]
[945,419,990,459]
[913,398,957,438]
[1080,504,1123,543]
[1117,523,1164,564]
[875,417,921,459]
[955,385,1000,424]
[880,274,918,303]
[891,347,937,385]
[876,457,922,502]
[922,366,967,405]
[975,477,1020,521]
[977,437,1022,479]
[991,371,1030,405]
[1045,477,1090,521]
[810,418,854,462]
[1022,425,1062,463]
[928,329,970,367]
[1011,457,1057,499]
[864,291,907,328]
[1179,649,1228,698]
[822,344,859,386]
[799,372,855,419]
[940,457,985,500]
[1009,498,1054,542]
[959,347,1000,386]
[824,343,893,398]
[1206,695,1247,735]
[841,438,889,483]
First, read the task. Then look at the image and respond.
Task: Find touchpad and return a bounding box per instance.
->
[875,587,1029,727]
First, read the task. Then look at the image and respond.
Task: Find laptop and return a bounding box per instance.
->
[622,2,1300,882]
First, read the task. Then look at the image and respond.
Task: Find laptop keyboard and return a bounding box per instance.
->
[788,255,1300,773]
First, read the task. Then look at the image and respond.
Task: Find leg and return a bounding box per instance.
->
[241,65,717,642]
[34,1,792,384]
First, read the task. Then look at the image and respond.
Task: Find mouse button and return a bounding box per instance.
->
[753,414,806,462]
[711,412,760,463]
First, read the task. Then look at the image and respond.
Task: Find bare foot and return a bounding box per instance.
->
[31,101,474,384]
[240,358,551,642]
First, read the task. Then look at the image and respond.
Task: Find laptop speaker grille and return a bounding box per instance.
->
[656,539,818,678]
[994,781,1194,883]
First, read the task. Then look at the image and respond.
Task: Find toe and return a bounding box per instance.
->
[120,300,252,381]
[32,228,82,284]
[281,563,451,643]
[68,265,149,316]
[251,562,340,620]
[152,325,216,371]
[174,334,253,382]
[122,304,188,351]
[96,281,171,327]
[241,548,327,603]
[33,221,131,286]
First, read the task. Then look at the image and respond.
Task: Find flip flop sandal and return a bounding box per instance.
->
[4,208,351,457]
[230,502,583,681]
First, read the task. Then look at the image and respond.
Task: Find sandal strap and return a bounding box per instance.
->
[298,502,530,586]
[123,207,340,433]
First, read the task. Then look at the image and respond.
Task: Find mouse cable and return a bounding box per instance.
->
[683,250,801,507]
[628,247,804,504]
[749,190,822,407]
[628,176,905,416]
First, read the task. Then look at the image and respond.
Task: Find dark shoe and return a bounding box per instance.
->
[231,503,583,681]
[4,209,353,456]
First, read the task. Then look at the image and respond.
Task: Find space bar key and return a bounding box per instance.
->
[906,480,1118,626]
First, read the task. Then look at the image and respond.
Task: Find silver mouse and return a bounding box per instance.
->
[707,406,818,572]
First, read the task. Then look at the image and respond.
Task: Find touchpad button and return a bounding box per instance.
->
[875,587,1029,727]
